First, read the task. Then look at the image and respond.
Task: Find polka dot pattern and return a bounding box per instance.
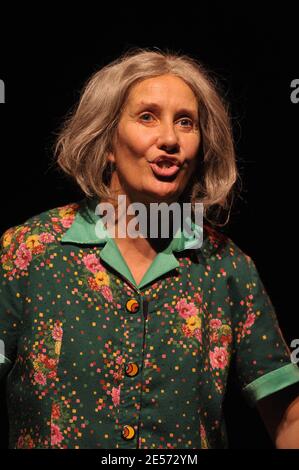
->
[0,198,297,449]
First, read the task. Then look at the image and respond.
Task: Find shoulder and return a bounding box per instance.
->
[0,200,82,279]
[201,222,256,277]
[1,200,81,246]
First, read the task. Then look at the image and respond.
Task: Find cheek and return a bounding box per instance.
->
[120,126,154,158]
[184,139,200,169]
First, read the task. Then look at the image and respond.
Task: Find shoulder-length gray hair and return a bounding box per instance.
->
[54,47,240,226]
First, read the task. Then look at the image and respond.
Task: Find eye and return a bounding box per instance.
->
[139,113,154,122]
[178,118,194,128]
[138,113,197,129]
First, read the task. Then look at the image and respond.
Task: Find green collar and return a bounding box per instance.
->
[60,197,203,289]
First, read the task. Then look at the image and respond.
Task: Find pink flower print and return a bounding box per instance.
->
[14,243,32,270]
[47,370,57,379]
[241,312,256,338]
[17,435,25,448]
[83,254,103,273]
[209,319,222,330]
[16,226,31,243]
[200,423,207,439]
[181,323,193,338]
[113,369,123,381]
[34,371,47,385]
[17,434,34,449]
[244,313,256,329]
[61,216,75,228]
[176,299,198,319]
[219,325,233,346]
[220,333,232,346]
[116,355,123,365]
[210,331,218,343]
[194,292,203,304]
[52,324,63,341]
[51,423,64,446]
[37,353,47,363]
[31,244,46,255]
[52,224,63,233]
[200,424,209,449]
[194,328,202,343]
[1,252,10,267]
[88,276,101,291]
[209,346,229,370]
[45,357,57,370]
[101,285,113,301]
[52,403,61,420]
[111,386,120,407]
[39,232,55,243]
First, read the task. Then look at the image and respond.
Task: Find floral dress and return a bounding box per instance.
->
[0,197,299,449]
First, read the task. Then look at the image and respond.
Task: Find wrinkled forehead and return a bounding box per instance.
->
[124,75,199,114]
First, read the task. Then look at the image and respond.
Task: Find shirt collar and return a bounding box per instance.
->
[60,197,219,289]
[60,196,203,252]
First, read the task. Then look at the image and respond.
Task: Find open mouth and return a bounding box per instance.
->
[149,160,181,179]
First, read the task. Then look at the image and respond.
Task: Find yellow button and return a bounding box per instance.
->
[125,363,139,377]
[121,425,135,440]
[125,299,140,313]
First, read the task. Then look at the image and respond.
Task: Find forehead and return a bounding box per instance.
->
[126,74,198,109]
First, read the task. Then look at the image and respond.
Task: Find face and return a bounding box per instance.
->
[108,74,201,205]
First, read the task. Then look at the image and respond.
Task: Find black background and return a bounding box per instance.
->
[0,5,298,449]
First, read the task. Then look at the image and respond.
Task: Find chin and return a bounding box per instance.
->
[146,188,180,203]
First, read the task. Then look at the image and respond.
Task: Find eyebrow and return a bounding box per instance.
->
[135,101,198,118]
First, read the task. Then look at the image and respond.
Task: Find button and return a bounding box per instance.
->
[125,363,139,377]
[125,299,140,313]
[121,425,135,440]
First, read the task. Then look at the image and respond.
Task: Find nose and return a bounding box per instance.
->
[157,120,180,154]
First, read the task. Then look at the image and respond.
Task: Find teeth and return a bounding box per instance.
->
[157,161,172,168]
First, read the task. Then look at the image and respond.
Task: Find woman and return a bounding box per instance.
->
[0,48,299,449]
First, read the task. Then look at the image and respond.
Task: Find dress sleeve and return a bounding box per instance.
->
[228,252,299,407]
[0,227,22,381]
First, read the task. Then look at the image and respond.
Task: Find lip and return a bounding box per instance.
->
[149,156,181,178]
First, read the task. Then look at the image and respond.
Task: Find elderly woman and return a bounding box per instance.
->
[0,49,299,450]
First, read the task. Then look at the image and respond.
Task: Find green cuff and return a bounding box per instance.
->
[243,363,299,407]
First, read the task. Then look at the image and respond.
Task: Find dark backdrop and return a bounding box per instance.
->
[0,5,298,449]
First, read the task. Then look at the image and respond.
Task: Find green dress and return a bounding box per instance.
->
[1,197,299,449]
